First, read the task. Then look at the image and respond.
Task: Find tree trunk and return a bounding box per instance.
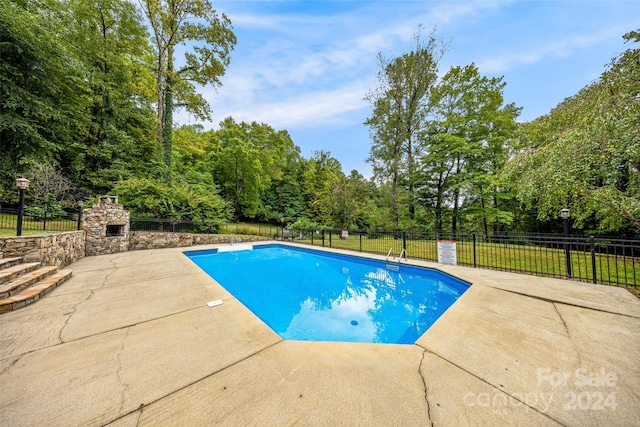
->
[451,157,461,236]
[481,192,489,237]
[492,192,499,234]
[392,168,399,229]
[407,137,415,219]
[161,44,173,184]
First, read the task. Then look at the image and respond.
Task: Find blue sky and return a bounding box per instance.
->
[175,0,640,177]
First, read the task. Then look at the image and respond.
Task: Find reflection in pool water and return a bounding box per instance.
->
[186,245,469,344]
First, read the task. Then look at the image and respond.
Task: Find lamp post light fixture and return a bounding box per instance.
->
[560,208,572,278]
[77,200,85,231]
[15,177,30,236]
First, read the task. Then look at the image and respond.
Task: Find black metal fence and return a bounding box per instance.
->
[0,207,80,234]
[130,219,281,238]
[129,218,220,234]
[6,207,635,289]
[283,228,639,288]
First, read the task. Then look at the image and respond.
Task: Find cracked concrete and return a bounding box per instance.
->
[418,349,434,427]
[116,328,131,417]
[552,302,583,367]
[1,243,639,426]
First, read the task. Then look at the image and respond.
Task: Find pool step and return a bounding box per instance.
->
[0,258,72,314]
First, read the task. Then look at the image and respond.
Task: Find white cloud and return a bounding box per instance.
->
[204,0,505,132]
[176,1,640,175]
[477,23,635,74]
[214,78,373,129]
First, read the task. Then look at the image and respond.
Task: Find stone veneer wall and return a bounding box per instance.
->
[128,231,267,251]
[83,196,130,256]
[0,231,85,267]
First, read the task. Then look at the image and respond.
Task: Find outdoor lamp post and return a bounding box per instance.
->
[15,177,30,236]
[560,208,572,278]
[77,200,85,231]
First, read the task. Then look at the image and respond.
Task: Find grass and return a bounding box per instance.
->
[219,222,280,238]
[3,216,638,295]
[0,211,78,237]
[288,231,639,294]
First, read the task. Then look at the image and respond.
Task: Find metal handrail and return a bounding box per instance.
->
[386,247,395,262]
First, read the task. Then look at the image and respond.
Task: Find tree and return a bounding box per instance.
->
[421,64,519,233]
[24,164,74,225]
[501,30,640,234]
[0,0,89,200]
[302,150,344,226]
[141,0,236,182]
[114,177,229,229]
[259,144,306,225]
[364,28,447,228]
[417,64,519,234]
[331,170,372,229]
[64,0,157,194]
[208,118,293,220]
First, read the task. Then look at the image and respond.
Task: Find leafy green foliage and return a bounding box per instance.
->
[502,30,640,234]
[0,0,89,199]
[418,63,520,233]
[364,28,448,228]
[114,177,229,228]
[25,203,67,220]
[140,0,237,178]
[302,150,344,226]
[0,3,635,237]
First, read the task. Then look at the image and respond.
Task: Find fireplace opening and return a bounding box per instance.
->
[106,224,125,237]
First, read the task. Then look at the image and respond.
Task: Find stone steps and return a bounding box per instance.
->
[0,258,72,314]
[0,257,24,270]
[0,262,42,286]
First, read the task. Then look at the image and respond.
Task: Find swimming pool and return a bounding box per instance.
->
[186,244,469,344]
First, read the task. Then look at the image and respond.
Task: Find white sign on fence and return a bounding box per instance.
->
[437,240,457,265]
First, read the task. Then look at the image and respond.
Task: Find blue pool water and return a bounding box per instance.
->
[186,244,469,344]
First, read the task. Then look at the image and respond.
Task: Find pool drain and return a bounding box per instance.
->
[351,320,358,326]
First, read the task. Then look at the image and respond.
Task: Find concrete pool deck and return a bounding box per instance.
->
[1,242,639,426]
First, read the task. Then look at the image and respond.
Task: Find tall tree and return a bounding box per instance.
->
[65,0,157,194]
[302,150,343,226]
[418,64,519,234]
[208,118,293,220]
[364,28,447,228]
[418,64,519,233]
[331,170,372,229]
[259,139,306,225]
[501,30,640,234]
[141,0,236,181]
[0,0,89,200]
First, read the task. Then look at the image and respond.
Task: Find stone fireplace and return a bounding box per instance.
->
[83,196,130,256]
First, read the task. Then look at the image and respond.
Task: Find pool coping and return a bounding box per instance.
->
[1,241,639,426]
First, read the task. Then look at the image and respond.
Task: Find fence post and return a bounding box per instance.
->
[473,233,477,268]
[359,232,362,252]
[402,231,407,258]
[563,216,572,278]
[329,229,332,248]
[590,236,597,284]
[322,230,325,247]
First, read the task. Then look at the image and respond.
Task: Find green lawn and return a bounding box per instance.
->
[289,231,639,293]
[3,216,637,295]
[0,211,78,236]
